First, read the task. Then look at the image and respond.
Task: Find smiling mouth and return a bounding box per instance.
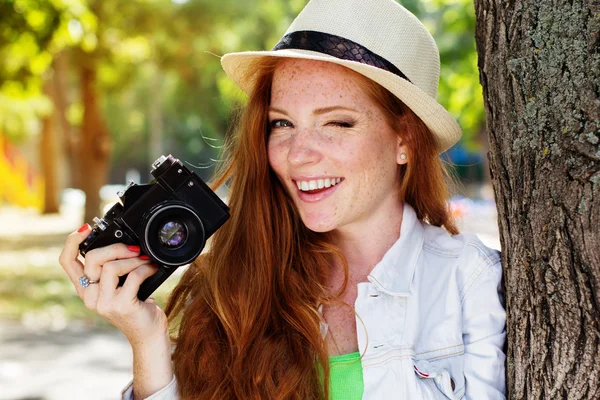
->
[294,178,343,194]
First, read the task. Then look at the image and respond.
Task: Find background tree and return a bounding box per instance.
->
[474,0,600,398]
[74,0,165,223]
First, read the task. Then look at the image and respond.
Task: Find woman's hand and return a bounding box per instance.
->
[58,224,168,346]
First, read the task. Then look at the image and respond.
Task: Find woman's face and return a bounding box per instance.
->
[267,59,407,233]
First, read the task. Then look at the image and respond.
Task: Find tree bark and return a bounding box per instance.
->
[474,0,600,399]
[80,63,111,223]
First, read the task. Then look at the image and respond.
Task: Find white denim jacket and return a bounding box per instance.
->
[122,204,506,399]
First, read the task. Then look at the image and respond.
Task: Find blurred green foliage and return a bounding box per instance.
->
[414,0,485,152]
[0,0,95,140]
[0,0,484,179]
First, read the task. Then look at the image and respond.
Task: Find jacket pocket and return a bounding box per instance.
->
[413,359,464,400]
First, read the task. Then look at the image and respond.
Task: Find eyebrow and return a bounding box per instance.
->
[268,106,359,116]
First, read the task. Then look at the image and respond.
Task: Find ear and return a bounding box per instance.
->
[396,137,408,165]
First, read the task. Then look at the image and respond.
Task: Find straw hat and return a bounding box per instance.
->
[220,0,461,153]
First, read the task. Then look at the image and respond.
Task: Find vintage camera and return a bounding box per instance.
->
[79,154,230,301]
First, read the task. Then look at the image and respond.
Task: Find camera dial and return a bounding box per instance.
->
[117,180,137,198]
[93,217,108,231]
[151,154,177,178]
[152,155,168,171]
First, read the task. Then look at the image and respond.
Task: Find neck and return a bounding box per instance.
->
[328,201,404,284]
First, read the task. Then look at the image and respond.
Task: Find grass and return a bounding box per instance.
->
[0,263,181,330]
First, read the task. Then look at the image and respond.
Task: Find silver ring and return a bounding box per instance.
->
[79,275,100,288]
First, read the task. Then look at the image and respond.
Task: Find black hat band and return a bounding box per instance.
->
[272,30,411,82]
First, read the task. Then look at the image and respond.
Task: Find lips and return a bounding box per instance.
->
[301,186,330,195]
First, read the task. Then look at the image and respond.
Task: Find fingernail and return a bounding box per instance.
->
[140,255,150,260]
[77,224,90,233]
[127,245,141,252]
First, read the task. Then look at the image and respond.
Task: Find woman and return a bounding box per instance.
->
[59,0,506,398]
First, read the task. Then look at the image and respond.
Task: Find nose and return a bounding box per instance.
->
[286,128,322,167]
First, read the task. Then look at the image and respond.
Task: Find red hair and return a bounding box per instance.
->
[164,58,457,399]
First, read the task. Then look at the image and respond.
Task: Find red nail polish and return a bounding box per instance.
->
[140,255,150,260]
[127,245,141,252]
[77,224,90,233]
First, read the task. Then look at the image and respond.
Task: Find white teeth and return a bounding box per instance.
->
[296,178,342,192]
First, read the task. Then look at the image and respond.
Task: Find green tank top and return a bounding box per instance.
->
[328,352,364,399]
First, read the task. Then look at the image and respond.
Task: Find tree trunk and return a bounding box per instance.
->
[80,63,111,223]
[149,65,164,160]
[474,0,600,399]
[40,79,60,214]
[53,51,80,189]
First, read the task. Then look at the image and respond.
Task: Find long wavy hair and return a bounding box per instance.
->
[164,58,458,399]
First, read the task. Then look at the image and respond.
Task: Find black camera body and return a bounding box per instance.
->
[79,154,230,301]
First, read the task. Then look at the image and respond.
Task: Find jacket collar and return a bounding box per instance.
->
[367,203,424,296]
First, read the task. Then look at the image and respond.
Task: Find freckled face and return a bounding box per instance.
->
[267,59,406,233]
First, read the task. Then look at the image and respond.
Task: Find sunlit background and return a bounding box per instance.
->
[0,0,498,398]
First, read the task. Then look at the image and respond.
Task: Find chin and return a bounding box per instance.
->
[299,215,337,233]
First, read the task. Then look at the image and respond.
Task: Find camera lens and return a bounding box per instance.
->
[158,221,187,248]
[141,202,206,267]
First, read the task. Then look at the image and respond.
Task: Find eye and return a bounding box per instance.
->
[327,120,355,128]
[270,119,294,129]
